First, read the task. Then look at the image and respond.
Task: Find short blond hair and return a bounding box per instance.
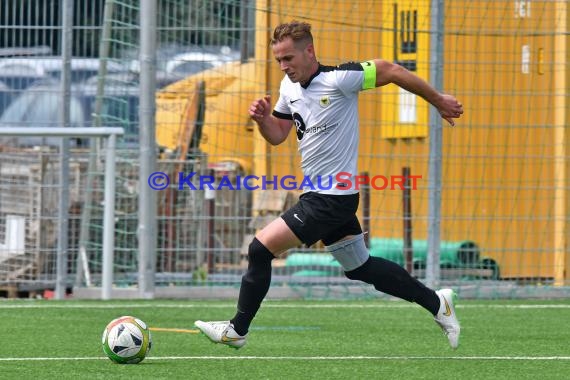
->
[271,20,313,47]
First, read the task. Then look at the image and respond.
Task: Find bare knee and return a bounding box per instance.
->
[256,217,301,255]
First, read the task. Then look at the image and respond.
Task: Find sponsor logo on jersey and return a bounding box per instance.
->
[293,113,306,140]
[305,124,328,135]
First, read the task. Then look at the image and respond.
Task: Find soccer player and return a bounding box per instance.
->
[195,20,463,349]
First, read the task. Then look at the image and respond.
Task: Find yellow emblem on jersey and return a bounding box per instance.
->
[319,96,331,108]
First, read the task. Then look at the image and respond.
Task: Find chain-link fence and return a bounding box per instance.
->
[0,0,568,299]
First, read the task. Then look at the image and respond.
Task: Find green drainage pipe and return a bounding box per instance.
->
[286,238,480,270]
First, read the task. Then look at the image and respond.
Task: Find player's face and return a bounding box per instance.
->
[272,37,316,84]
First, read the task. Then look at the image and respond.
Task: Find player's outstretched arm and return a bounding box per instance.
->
[249,95,293,145]
[373,59,463,126]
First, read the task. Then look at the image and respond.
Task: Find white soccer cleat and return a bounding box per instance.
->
[194,320,247,349]
[434,289,461,349]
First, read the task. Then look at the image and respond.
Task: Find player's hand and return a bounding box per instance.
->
[437,94,463,127]
[249,95,272,122]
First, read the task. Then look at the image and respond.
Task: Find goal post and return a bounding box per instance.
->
[0,127,124,299]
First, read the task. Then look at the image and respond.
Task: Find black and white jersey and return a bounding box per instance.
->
[273,61,376,195]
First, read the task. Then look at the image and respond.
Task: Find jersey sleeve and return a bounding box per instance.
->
[272,81,294,120]
[335,61,377,95]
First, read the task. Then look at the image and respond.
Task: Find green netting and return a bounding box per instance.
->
[4,0,568,299]
[65,0,568,297]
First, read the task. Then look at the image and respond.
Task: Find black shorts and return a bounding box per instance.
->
[281,192,362,247]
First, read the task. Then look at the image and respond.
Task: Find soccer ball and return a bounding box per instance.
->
[102,316,152,364]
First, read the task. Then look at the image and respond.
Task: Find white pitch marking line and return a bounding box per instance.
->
[0,303,569,309]
[0,356,569,361]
